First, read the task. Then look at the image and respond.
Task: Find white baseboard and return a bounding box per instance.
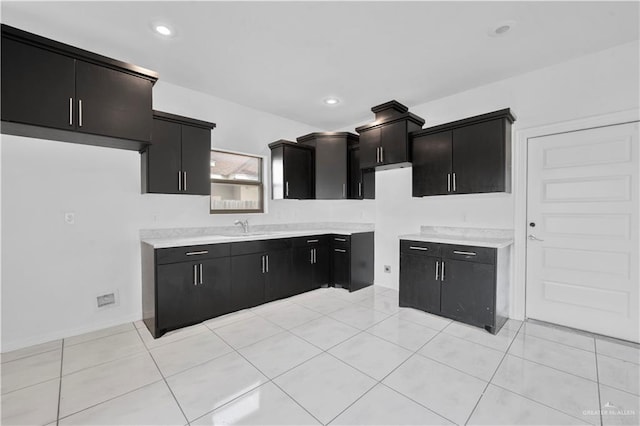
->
[1,312,142,353]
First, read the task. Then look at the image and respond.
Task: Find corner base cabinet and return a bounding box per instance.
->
[399,239,510,334]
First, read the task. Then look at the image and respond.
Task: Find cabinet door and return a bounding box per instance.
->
[359,128,380,169]
[440,259,495,327]
[264,249,292,302]
[284,146,314,199]
[199,257,232,319]
[230,254,265,310]
[181,125,211,195]
[380,121,408,165]
[347,146,361,199]
[399,253,441,313]
[332,247,350,289]
[316,136,347,199]
[452,119,506,194]
[145,118,182,194]
[292,247,314,296]
[412,131,452,196]
[75,60,152,142]
[1,38,76,130]
[362,169,376,199]
[313,245,331,289]
[156,262,201,330]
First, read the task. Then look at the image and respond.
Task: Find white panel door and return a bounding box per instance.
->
[526,121,639,342]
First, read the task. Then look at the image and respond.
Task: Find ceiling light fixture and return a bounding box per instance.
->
[153,24,174,37]
[324,97,340,105]
[488,20,516,37]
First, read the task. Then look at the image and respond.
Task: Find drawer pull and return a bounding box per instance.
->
[409,246,428,251]
[334,238,347,242]
[453,250,477,256]
[186,250,209,256]
[334,248,346,253]
[307,239,319,243]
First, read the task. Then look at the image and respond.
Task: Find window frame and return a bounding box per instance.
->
[209,149,265,214]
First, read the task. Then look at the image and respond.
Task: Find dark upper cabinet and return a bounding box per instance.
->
[297,132,357,199]
[269,140,314,199]
[347,144,376,200]
[411,109,515,197]
[1,24,158,151]
[141,111,215,195]
[356,100,425,170]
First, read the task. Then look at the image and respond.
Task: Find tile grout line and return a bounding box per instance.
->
[134,325,191,426]
[463,321,524,426]
[594,338,604,426]
[55,339,64,425]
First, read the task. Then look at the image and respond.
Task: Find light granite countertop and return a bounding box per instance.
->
[399,225,514,249]
[142,223,374,249]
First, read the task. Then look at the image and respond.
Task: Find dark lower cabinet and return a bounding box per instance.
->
[143,232,374,338]
[399,239,509,334]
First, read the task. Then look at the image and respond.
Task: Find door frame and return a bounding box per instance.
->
[511,108,640,321]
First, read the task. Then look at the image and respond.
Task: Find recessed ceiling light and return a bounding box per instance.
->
[324,98,340,105]
[488,20,516,37]
[153,24,173,37]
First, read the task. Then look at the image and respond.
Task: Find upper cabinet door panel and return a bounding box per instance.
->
[1,38,75,130]
[284,146,314,199]
[181,125,211,196]
[359,128,380,169]
[146,118,182,194]
[75,60,152,142]
[412,130,452,196]
[315,136,347,199]
[452,119,506,194]
[380,121,408,165]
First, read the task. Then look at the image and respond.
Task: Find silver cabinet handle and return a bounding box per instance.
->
[334,248,346,253]
[342,183,346,198]
[380,146,384,163]
[310,248,313,264]
[78,99,83,127]
[186,250,208,256]
[376,147,379,163]
[453,172,456,192]
[285,181,289,197]
[441,261,445,281]
[528,235,544,242]
[193,264,198,286]
[307,239,319,243]
[178,171,182,191]
[453,250,476,256]
[435,260,439,280]
[265,255,269,273]
[313,248,316,264]
[183,171,187,191]
[69,98,73,125]
[199,264,203,284]
[409,246,428,251]
[358,182,362,198]
[447,173,451,192]
[261,255,265,274]
[334,237,347,242]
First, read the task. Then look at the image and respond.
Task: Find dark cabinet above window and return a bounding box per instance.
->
[141,111,215,195]
[297,132,358,200]
[411,109,515,197]
[268,140,315,200]
[1,24,158,151]
[356,100,425,170]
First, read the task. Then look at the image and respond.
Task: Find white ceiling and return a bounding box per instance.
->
[2,1,638,130]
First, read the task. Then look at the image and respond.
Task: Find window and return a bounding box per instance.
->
[210,150,264,213]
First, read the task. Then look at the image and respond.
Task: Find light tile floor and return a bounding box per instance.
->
[2,286,639,425]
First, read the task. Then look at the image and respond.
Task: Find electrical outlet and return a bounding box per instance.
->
[64,212,75,225]
[96,292,116,308]
[384,265,391,273]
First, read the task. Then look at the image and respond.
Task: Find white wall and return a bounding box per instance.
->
[357,41,640,302]
[0,82,374,352]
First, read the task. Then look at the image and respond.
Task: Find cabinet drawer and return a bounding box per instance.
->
[331,234,350,248]
[441,244,495,264]
[400,240,440,257]
[156,243,230,265]
[292,235,329,247]
[231,238,292,256]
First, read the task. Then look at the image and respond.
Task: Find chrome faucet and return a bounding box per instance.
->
[234,219,249,233]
